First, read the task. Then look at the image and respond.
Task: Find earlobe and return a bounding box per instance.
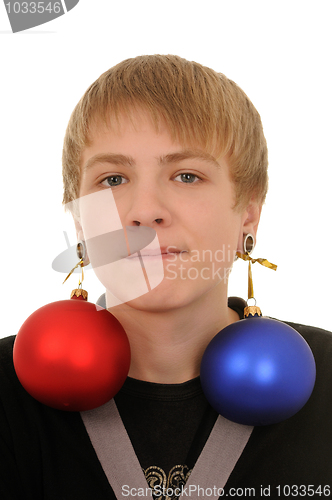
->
[73,217,90,266]
[237,201,262,253]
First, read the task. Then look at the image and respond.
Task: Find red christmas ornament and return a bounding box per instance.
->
[13,289,131,411]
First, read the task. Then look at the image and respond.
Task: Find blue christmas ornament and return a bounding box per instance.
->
[201,248,316,426]
[201,311,316,426]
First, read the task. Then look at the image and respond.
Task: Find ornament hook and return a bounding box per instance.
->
[236,251,277,317]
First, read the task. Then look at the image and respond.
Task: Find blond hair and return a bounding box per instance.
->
[62,54,268,210]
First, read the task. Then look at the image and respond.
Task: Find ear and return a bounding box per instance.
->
[73,216,90,266]
[73,217,84,242]
[237,199,262,253]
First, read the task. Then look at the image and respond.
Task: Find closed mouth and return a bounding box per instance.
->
[126,248,187,259]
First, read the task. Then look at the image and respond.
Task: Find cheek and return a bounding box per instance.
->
[192,202,241,251]
[79,190,123,238]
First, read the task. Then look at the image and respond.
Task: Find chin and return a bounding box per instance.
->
[124,287,180,311]
[122,279,208,313]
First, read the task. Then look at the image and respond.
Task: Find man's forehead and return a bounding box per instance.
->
[82,108,227,172]
[82,150,223,175]
[81,109,165,163]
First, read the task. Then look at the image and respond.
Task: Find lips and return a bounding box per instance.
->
[160,246,186,255]
[126,246,187,258]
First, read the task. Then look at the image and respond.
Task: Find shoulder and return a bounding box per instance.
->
[281,319,332,357]
[229,296,332,351]
[0,335,17,378]
[276,320,332,407]
[0,335,16,355]
[0,335,32,405]
[230,296,332,382]
[0,335,46,417]
[284,319,332,374]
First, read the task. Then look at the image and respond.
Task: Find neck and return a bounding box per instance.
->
[107,286,239,384]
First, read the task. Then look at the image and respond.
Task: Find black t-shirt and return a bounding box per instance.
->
[114,375,218,492]
[113,297,248,490]
[1,298,332,499]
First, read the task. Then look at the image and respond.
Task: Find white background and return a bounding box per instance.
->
[0,0,331,339]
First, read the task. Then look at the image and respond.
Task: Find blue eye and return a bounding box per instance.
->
[175,173,201,184]
[101,175,128,187]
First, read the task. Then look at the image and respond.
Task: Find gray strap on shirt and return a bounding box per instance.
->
[81,398,253,499]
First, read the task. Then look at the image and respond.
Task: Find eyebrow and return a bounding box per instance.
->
[83,153,135,171]
[159,150,221,169]
[83,149,221,172]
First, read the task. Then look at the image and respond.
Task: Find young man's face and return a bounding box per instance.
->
[77,110,250,312]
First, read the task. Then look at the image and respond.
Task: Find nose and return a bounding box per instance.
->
[133,219,162,226]
[123,184,172,228]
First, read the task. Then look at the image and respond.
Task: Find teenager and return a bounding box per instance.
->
[1,55,331,499]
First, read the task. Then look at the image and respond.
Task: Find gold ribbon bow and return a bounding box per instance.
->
[62,258,84,286]
[236,252,277,301]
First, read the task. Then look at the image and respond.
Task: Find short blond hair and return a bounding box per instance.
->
[62,54,268,210]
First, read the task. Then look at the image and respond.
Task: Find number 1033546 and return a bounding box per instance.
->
[276,485,330,497]
[5,2,61,14]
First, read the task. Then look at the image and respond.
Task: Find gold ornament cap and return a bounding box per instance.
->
[244,305,262,318]
[70,288,88,300]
